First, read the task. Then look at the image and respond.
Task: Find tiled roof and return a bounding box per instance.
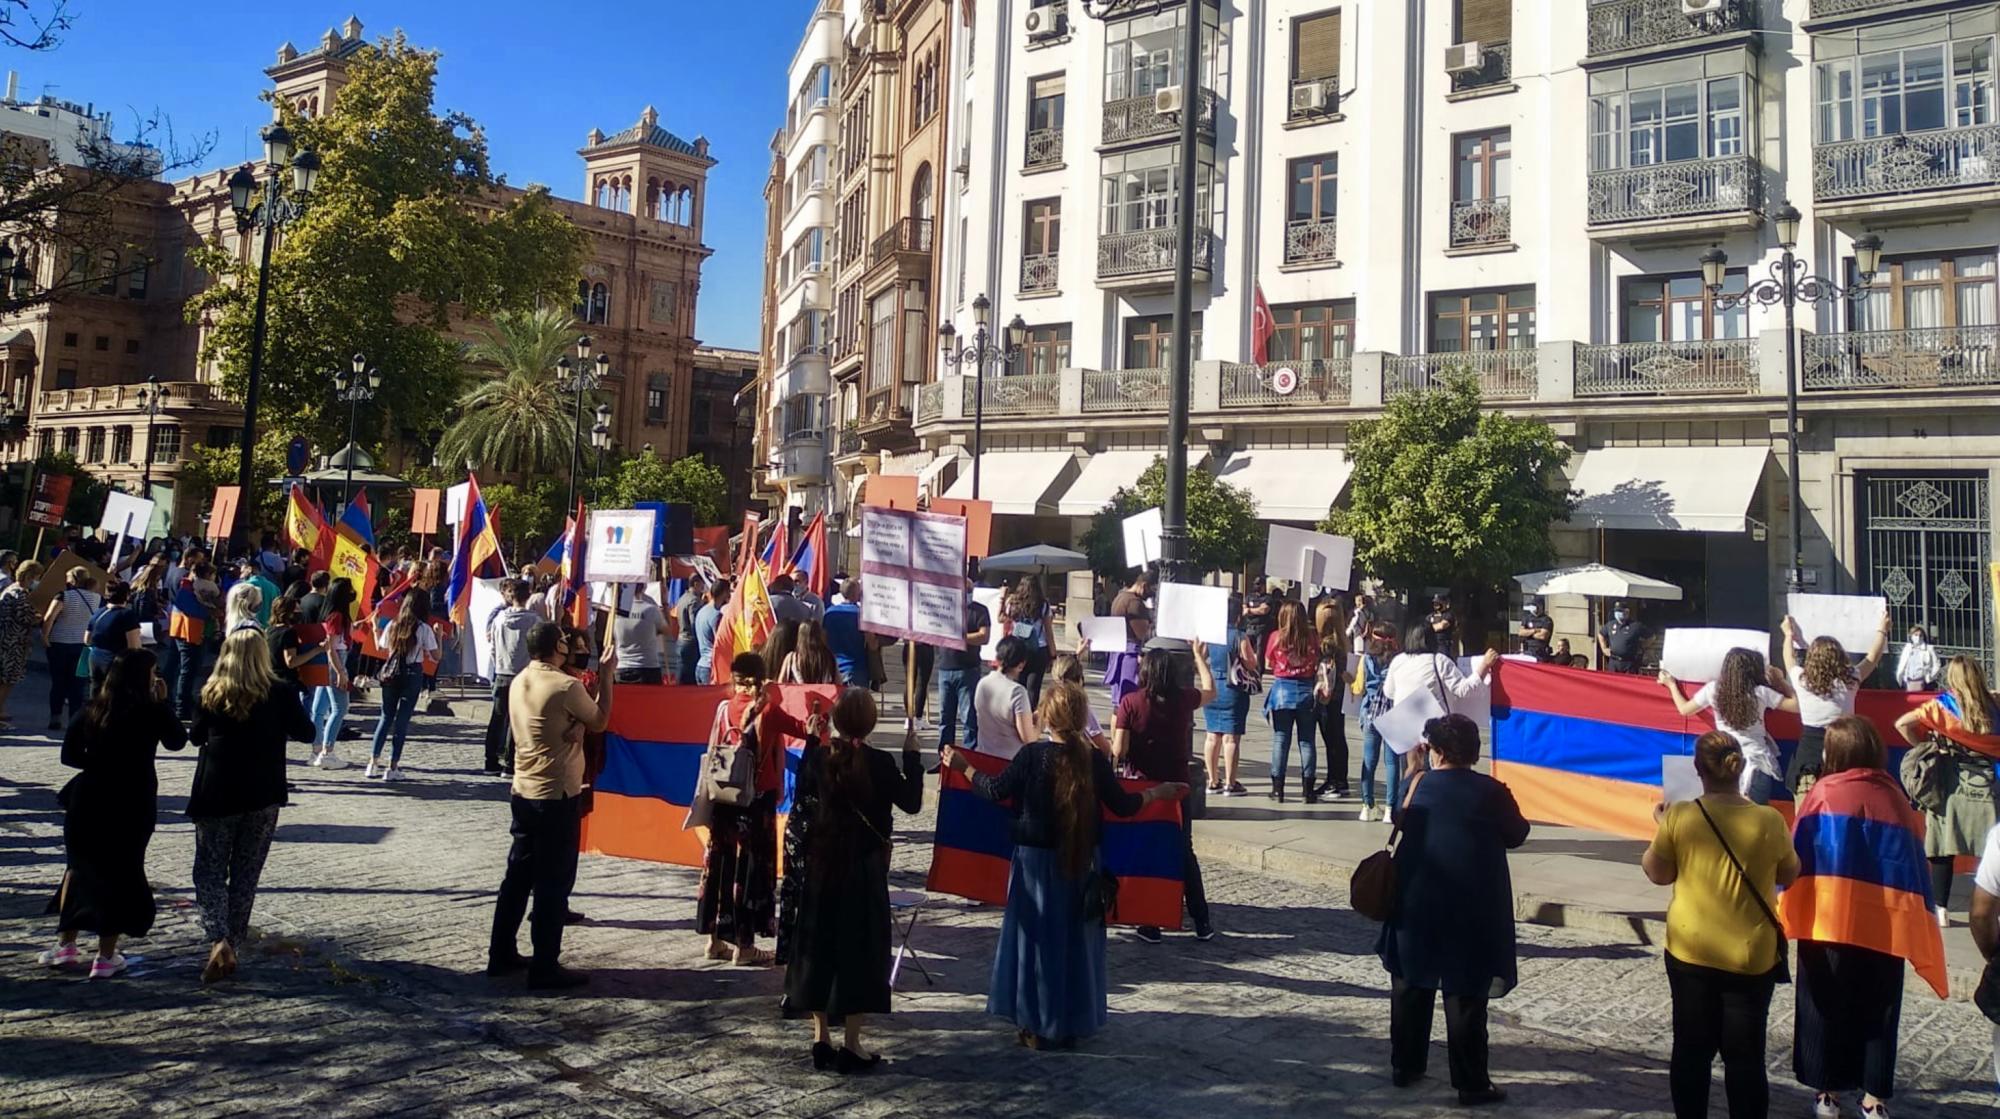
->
[587,122,703,158]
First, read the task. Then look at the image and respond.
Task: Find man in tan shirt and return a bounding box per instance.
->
[487,621,614,989]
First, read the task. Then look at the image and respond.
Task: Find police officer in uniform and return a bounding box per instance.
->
[1518,598,1553,661]
[1425,593,1459,658]
[1595,600,1652,674]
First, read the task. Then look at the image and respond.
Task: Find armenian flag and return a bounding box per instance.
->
[355,569,417,660]
[1487,660,1928,840]
[758,519,790,580]
[561,499,589,631]
[582,683,838,865]
[927,749,1187,929]
[787,511,830,600]
[447,475,505,625]
[1779,767,1948,998]
[536,518,573,577]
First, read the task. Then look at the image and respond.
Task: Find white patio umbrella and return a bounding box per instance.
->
[1513,563,1683,601]
[979,544,1091,575]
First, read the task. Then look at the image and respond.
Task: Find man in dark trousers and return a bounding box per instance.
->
[1518,598,1553,661]
[1596,600,1652,674]
[487,622,615,989]
[1426,593,1459,658]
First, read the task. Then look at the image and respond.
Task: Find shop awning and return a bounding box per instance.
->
[1056,448,1207,517]
[1571,446,1769,533]
[939,450,1077,516]
[917,449,963,501]
[1214,448,1353,522]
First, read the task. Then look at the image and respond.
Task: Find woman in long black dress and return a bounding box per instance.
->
[39,648,186,979]
[781,688,923,1073]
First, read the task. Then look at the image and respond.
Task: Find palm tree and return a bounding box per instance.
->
[437,307,597,475]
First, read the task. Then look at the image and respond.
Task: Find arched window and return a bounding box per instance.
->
[909,164,933,224]
[575,279,591,319]
[588,282,609,325]
[594,179,612,209]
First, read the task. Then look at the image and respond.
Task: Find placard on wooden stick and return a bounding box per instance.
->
[1265,524,1354,589]
[410,488,442,536]
[206,486,241,544]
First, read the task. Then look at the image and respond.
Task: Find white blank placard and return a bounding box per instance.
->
[1660,628,1770,683]
[1265,524,1355,589]
[469,577,508,681]
[1076,615,1129,650]
[99,491,155,539]
[973,586,1005,661]
[1122,507,1162,570]
[1662,756,1702,804]
[1154,583,1230,645]
[445,482,471,527]
[1787,593,1887,653]
[1375,687,1447,756]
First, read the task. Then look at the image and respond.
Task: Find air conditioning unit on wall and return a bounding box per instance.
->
[1445,41,1484,74]
[1154,86,1184,116]
[1291,81,1330,114]
[1681,0,1724,14]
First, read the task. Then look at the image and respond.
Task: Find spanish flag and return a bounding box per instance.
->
[329,491,377,609]
[284,483,333,573]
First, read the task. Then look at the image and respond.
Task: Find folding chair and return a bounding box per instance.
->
[888,889,934,988]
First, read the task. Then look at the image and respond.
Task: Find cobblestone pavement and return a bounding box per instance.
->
[3,675,1995,1118]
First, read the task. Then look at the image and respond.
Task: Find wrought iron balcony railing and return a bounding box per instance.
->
[1586,0,1749,57]
[917,380,944,424]
[1020,252,1059,294]
[1083,368,1170,412]
[1097,225,1212,281]
[1025,127,1063,169]
[1219,358,1352,408]
[1383,349,1537,400]
[1576,339,1758,398]
[1813,125,2000,203]
[1284,217,1337,265]
[1448,41,1511,94]
[868,217,933,269]
[1809,0,1909,16]
[978,372,1061,417]
[1803,324,2000,392]
[1101,88,1217,147]
[1588,154,1762,224]
[1450,197,1511,247]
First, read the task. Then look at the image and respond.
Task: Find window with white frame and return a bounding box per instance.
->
[1103,7,1217,102]
[866,290,896,393]
[1099,147,1214,235]
[1589,74,1745,171]
[1816,34,1994,142]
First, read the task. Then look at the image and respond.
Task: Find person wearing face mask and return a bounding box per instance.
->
[1894,626,1941,692]
[1517,599,1553,662]
[1596,600,1653,674]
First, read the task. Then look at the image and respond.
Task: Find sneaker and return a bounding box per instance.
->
[1193,919,1216,942]
[1861,1102,1889,1119]
[1132,926,1163,944]
[87,953,128,980]
[37,943,80,968]
[309,751,326,768]
[1937,905,1951,929]
[1815,1093,1842,1119]
[320,751,349,771]
[364,760,381,779]
[383,767,404,782]
[1225,782,1248,797]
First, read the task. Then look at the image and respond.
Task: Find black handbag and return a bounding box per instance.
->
[1080,867,1120,923]
[1695,800,1791,984]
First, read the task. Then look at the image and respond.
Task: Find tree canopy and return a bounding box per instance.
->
[187,33,588,448]
[1080,458,1263,580]
[437,308,595,474]
[603,454,730,527]
[1323,371,1573,596]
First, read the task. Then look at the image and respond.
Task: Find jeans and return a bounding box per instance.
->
[192,806,281,945]
[695,661,712,685]
[616,666,663,685]
[489,794,583,975]
[310,685,350,749]
[1390,977,1491,1091]
[484,677,514,770]
[1359,723,1404,811]
[1930,857,1956,912]
[1316,688,1349,793]
[1665,952,1774,1119]
[370,672,422,765]
[1745,768,1780,807]
[1268,690,1317,789]
[45,642,86,723]
[911,642,934,717]
[1021,650,1048,712]
[676,639,699,685]
[937,666,979,748]
[167,637,204,718]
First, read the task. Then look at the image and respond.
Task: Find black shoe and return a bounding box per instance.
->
[526,965,589,990]
[563,909,587,926]
[835,1047,883,1074]
[46,718,60,731]
[1193,919,1216,942]
[1392,1069,1425,1089]
[483,765,504,775]
[1268,780,1285,804]
[485,951,530,977]
[811,1041,836,1070]
[1133,925,1163,944]
[1458,1087,1507,1107]
[1303,787,1321,805]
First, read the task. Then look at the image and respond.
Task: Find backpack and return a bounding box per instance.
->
[704,701,760,807]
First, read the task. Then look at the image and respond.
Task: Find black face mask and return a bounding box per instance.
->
[568,652,590,670]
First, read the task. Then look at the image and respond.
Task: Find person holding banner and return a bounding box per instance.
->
[1382,626,1498,817]
[941,681,1189,1050]
[1105,568,1155,709]
[1356,624,1401,823]
[85,581,143,692]
[1660,648,1799,806]
[1380,714,1525,1105]
[781,690,921,1073]
[1779,612,1890,794]
[1313,599,1353,801]
[1113,643,1216,943]
[1895,656,2000,927]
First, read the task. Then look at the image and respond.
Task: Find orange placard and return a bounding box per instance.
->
[410,488,442,536]
[928,497,992,559]
[863,474,919,510]
[207,486,241,543]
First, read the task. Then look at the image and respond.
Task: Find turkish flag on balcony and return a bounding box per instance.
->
[1251,283,1275,365]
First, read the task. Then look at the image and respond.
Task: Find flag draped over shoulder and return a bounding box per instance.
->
[711,560,776,673]
[356,569,417,660]
[1779,767,1949,998]
[447,476,505,625]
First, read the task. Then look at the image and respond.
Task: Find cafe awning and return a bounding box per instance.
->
[1213,448,1353,522]
[1056,448,1207,517]
[1570,446,1769,533]
[938,450,1077,516]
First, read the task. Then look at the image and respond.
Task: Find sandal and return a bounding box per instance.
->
[704,942,733,961]
[732,946,775,967]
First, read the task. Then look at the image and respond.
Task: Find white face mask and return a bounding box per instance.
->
[1908,633,1926,646]
[1614,611,1630,623]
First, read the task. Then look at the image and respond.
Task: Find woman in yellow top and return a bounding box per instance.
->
[1643,730,1801,1119]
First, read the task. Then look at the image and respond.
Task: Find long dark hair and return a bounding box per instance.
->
[1713,647,1768,731]
[1039,681,1099,879]
[791,620,839,685]
[388,595,423,660]
[811,689,878,879]
[1136,646,1176,703]
[326,577,356,620]
[1273,599,1314,663]
[760,617,800,673]
[80,648,159,733]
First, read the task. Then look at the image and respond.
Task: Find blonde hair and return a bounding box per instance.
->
[200,628,276,721]
[1945,656,1996,736]
[1051,653,1085,686]
[15,560,43,584]
[224,581,264,633]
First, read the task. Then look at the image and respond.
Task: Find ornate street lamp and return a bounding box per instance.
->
[332,352,382,510]
[136,374,167,491]
[557,334,611,517]
[1701,204,1882,589]
[939,293,1028,499]
[590,402,613,502]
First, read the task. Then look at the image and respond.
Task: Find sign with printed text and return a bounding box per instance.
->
[858,505,968,649]
[584,508,658,584]
[27,472,71,527]
[927,497,992,559]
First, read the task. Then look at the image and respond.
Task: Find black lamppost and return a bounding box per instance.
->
[0,241,36,309]
[332,352,381,511]
[557,335,610,517]
[1701,202,1882,590]
[227,124,321,520]
[1081,0,1200,581]
[590,402,612,502]
[136,374,167,491]
[938,294,1027,500]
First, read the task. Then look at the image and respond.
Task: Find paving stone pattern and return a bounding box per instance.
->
[2,676,1994,1118]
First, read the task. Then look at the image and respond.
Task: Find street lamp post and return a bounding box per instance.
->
[332,352,381,511]
[590,403,612,502]
[938,294,1028,500]
[1080,0,1200,581]
[556,335,611,517]
[227,123,321,524]
[0,240,36,310]
[136,374,167,492]
[1701,202,1882,591]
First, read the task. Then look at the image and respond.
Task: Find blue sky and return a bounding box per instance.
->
[27,1,821,350]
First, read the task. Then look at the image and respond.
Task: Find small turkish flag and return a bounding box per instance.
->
[1250,283,1275,365]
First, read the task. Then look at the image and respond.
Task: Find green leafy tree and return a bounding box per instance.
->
[437,307,598,474]
[186,34,589,447]
[482,479,563,564]
[1324,371,1574,597]
[1080,459,1263,580]
[174,430,292,537]
[603,453,729,526]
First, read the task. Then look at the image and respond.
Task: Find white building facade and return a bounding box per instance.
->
[911,0,2000,664]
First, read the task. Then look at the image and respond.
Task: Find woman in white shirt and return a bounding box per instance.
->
[1381,624,1498,811]
[366,597,440,780]
[1659,647,1799,805]
[1894,625,1942,692]
[1779,612,1888,793]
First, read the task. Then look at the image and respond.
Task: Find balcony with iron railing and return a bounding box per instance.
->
[1448,41,1511,94]
[1219,358,1352,408]
[1020,252,1060,294]
[1283,217,1337,266]
[1586,0,1751,58]
[1449,198,1511,249]
[1808,0,1909,16]
[837,426,862,456]
[1101,88,1217,147]
[1803,324,2000,392]
[1813,125,2000,207]
[868,217,934,269]
[1097,224,1213,285]
[974,372,1062,417]
[1084,368,1171,412]
[1025,127,1063,169]
[1576,339,1759,398]
[1384,349,1537,401]
[1587,154,1762,228]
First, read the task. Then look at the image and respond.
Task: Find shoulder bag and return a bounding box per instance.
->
[1351,771,1425,921]
[1694,799,1791,984]
[704,704,761,807]
[1901,735,1955,816]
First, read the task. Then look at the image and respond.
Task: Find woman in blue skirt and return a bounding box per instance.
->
[942,680,1190,1048]
[1201,623,1253,796]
